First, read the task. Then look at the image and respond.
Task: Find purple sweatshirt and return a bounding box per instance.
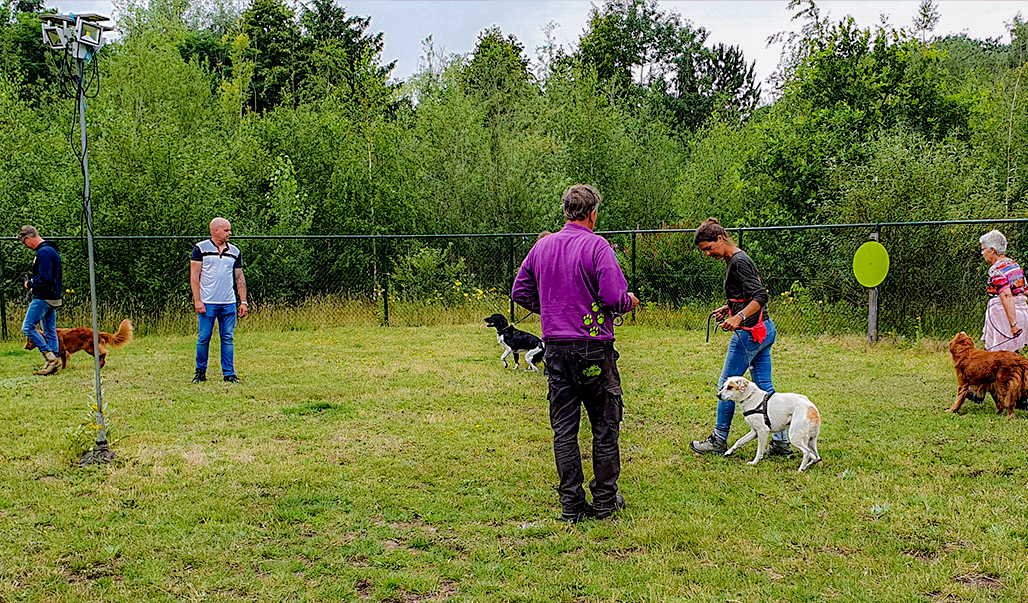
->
[511,223,634,342]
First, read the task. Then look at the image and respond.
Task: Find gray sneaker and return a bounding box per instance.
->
[690,433,727,455]
[767,440,794,458]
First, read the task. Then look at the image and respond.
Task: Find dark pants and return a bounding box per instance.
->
[544,341,624,513]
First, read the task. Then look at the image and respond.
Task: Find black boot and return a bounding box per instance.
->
[594,494,626,520]
[558,502,595,523]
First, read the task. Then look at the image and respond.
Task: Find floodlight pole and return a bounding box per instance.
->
[39,12,114,464]
[76,58,111,463]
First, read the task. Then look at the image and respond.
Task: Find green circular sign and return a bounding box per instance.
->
[853,241,890,288]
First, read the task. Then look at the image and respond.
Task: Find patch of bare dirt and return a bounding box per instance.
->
[954,573,1003,590]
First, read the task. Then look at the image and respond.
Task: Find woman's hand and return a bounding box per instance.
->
[721,313,744,331]
[713,305,729,321]
[1013,324,1023,338]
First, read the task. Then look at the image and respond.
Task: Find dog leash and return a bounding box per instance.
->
[706,310,726,343]
[984,310,1024,351]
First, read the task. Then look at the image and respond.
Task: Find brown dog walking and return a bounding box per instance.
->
[948,331,1028,418]
[25,319,133,369]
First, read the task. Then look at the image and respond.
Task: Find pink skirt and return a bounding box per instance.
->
[982,295,1028,352]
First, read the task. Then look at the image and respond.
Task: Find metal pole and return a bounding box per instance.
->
[508,235,515,321]
[77,59,111,463]
[868,230,879,345]
[379,236,389,326]
[0,245,7,340]
[631,232,637,322]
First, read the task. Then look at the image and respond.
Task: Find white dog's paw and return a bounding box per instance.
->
[724,449,736,457]
[747,460,759,465]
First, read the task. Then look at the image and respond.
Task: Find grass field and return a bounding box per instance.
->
[1,323,1026,602]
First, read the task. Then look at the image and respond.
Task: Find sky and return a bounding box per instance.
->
[47,0,1026,92]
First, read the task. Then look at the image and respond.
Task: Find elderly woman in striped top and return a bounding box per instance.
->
[980,229,1028,352]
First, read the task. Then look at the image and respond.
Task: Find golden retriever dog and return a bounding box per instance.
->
[948,331,1028,418]
[25,319,133,369]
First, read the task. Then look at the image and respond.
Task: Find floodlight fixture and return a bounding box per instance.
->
[39,12,113,57]
[41,24,67,49]
[75,18,112,49]
[40,14,73,50]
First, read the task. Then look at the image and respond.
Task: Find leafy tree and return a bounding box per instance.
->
[240,0,299,112]
[746,4,970,222]
[0,0,55,102]
[178,30,231,84]
[461,27,532,113]
[911,0,940,44]
[934,34,1011,81]
[295,0,395,104]
[576,0,759,132]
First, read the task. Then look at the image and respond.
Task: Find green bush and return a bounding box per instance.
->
[390,244,483,306]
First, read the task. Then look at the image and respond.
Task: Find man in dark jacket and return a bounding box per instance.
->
[19,225,63,375]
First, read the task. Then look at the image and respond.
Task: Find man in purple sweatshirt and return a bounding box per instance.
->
[512,185,639,522]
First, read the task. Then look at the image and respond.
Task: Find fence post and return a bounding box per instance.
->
[737,227,743,248]
[508,235,515,321]
[0,245,7,340]
[631,232,637,322]
[868,230,880,345]
[379,236,389,326]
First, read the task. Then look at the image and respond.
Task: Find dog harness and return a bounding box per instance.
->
[743,391,774,429]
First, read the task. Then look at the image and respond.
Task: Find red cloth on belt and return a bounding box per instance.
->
[727,298,767,344]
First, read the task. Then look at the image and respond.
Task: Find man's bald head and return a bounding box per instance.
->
[209,218,232,245]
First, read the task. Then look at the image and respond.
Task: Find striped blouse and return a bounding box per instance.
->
[987,257,1027,297]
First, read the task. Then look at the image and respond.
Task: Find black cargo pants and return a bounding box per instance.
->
[544,340,624,513]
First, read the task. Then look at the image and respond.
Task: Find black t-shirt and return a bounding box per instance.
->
[724,250,769,328]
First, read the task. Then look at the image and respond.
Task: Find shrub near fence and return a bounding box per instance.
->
[1,220,1025,340]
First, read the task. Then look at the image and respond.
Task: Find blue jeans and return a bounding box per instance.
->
[22,299,58,354]
[714,319,787,443]
[196,304,237,376]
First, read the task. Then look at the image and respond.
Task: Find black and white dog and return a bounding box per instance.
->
[484,313,545,371]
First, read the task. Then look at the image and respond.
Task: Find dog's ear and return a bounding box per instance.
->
[723,377,746,395]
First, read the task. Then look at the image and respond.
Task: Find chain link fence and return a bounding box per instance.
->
[2,220,1025,341]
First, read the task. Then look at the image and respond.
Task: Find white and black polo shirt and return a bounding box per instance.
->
[191,239,243,304]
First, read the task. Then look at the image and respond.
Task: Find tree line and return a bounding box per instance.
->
[1,0,1027,315]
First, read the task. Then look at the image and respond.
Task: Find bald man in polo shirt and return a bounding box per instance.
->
[190,217,248,383]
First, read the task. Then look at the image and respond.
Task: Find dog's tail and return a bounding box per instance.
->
[106,319,133,349]
[1017,362,1028,411]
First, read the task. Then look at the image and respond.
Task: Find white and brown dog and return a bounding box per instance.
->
[719,376,823,471]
